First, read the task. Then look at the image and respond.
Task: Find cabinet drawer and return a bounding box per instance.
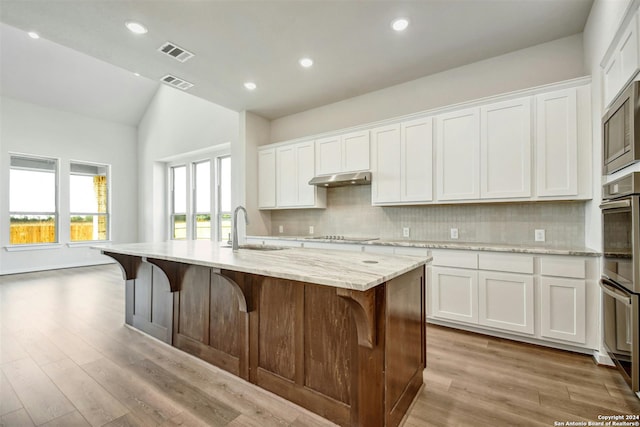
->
[478,253,534,274]
[432,250,477,269]
[540,257,585,279]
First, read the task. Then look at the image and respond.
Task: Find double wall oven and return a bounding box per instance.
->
[601,172,640,397]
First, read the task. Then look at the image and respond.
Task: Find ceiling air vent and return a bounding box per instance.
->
[161,74,194,90]
[158,42,195,63]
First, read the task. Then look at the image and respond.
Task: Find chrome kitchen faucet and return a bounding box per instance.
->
[232,205,249,251]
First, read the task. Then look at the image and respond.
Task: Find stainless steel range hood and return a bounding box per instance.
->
[308,171,371,188]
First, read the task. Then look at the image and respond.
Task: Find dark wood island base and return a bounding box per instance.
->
[104,251,425,427]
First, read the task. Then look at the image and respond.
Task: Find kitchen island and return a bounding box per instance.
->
[99,241,429,427]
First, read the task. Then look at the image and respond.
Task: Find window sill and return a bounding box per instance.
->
[67,241,112,248]
[5,243,63,252]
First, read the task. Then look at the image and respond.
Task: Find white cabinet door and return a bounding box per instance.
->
[371,124,401,203]
[480,98,531,199]
[296,141,316,206]
[402,117,433,202]
[436,108,480,201]
[276,141,322,208]
[478,271,534,334]
[618,13,639,91]
[276,145,297,207]
[343,130,370,172]
[603,54,621,108]
[535,88,578,197]
[603,12,639,107]
[315,135,342,176]
[540,277,586,344]
[432,267,478,324]
[258,148,276,208]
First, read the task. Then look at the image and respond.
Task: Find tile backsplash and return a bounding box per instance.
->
[269,186,586,248]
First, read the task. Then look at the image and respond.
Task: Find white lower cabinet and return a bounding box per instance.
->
[428,250,596,352]
[539,276,586,344]
[432,267,478,324]
[478,271,534,334]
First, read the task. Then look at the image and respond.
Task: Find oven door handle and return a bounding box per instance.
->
[599,199,631,210]
[600,278,632,306]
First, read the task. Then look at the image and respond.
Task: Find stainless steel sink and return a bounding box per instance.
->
[220,244,287,251]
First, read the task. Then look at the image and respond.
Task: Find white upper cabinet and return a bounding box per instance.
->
[603,11,639,107]
[259,141,325,210]
[258,77,590,209]
[343,131,370,172]
[315,135,342,176]
[436,108,480,201]
[277,140,326,208]
[402,117,433,202]
[480,98,532,199]
[316,130,370,175]
[535,88,578,197]
[371,124,401,203]
[371,117,433,205]
[258,148,276,209]
[276,145,297,207]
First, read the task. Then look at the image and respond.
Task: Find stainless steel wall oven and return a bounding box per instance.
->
[601,173,640,397]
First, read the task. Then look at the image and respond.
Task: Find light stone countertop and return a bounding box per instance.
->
[248,236,601,257]
[97,241,429,291]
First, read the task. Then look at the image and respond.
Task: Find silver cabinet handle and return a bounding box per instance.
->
[600,278,632,306]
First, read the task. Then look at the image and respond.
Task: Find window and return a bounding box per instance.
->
[9,154,58,245]
[167,151,230,242]
[171,165,187,240]
[218,156,232,243]
[70,162,109,241]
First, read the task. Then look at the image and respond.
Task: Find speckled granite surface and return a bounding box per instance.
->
[249,236,601,257]
[98,241,429,291]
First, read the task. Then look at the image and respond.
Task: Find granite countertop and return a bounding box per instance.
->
[248,236,601,257]
[97,241,429,291]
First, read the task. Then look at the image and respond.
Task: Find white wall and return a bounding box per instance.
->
[137,85,239,242]
[0,96,138,274]
[236,111,271,237]
[270,34,586,143]
[583,0,633,251]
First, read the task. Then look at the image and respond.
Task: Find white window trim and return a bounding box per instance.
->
[69,160,111,243]
[165,145,230,242]
[7,152,60,248]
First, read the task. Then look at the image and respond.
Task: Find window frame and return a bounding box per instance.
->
[68,160,111,243]
[8,153,60,246]
[166,146,230,242]
[217,155,232,244]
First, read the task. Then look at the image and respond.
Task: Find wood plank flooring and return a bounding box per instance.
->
[1,264,639,426]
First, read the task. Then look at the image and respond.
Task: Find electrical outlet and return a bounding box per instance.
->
[450,228,459,239]
[309,225,314,235]
[402,227,410,238]
[279,225,284,234]
[535,229,545,242]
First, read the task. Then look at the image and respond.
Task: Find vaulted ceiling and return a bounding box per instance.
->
[0,0,594,125]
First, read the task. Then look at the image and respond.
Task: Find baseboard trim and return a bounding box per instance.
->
[0,259,115,276]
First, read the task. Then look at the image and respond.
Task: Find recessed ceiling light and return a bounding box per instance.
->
[299,57,313,68]
[134,72,141,77]
[244,82,257,90]
[27,31,40,39]
[391,18,409,32]
[125,21,148,35]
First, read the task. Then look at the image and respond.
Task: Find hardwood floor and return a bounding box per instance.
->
[1,264,638,426]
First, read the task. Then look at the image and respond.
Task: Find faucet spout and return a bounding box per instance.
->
[232,206,249,251]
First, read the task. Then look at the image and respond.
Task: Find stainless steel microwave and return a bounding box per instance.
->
[603,80,640,175]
